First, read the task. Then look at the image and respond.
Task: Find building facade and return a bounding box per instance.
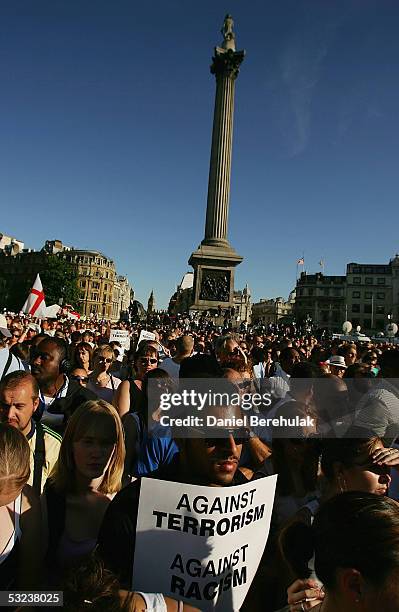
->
[233,285,252,324]
[0,233,24,255]
[168,272,194,315]
[63,249,117,320]
[295,273,346,331]
[346,262,393,333]
[252,295,294,326]
[294,255,399,334]
[0,235,133,320]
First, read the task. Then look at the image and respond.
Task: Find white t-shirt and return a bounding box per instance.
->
[40,377,69,429]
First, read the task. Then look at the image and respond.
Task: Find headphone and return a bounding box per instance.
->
[59,358,71,375]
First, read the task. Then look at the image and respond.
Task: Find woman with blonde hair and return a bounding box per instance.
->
[87,345,122,403]
[0,423,42,590]
[43,400,125,585]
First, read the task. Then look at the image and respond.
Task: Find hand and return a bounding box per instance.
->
[287,578,324,611]
[371,447,399,469]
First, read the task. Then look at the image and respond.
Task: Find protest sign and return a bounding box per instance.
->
[137,329,156,345]
[109,329,131,352]
[133,475,277,611]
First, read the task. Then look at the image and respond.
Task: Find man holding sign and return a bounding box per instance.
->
[97,380,276,610]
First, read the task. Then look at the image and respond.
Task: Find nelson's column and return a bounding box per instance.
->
[189,15,245,312]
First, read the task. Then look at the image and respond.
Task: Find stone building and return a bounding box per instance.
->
[294,255,399,334]
[112,275,134,321]
[233,285,252,324]
[252,294,294,326]
[0,236,132,320]
[346,261,394,332]
[0,232,24,255]
[63,248,117,320]
[168,272,194,315]
[295,272,346,331]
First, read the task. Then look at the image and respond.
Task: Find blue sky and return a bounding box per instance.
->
[1,0,399,308]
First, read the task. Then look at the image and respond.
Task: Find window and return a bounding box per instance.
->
[323,288,329,296]
[352,267,361,274]
[352,304,360,313]
[365,268,373,275]
[80,280,86,288]
[308,289,313,296]
[333,289,341,296]
[365,292,372,299]
[376,306,384,315]
[352,291,360,299]
[377,292,385,300]
[365,278,373,285]
[353,278,361,285]
[364,319,372,329]
[364,304,372,314]
[378,278,386,285]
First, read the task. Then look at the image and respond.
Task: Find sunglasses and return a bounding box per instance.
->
[140,358,158,365]
[191,427,249,447]
[227,348,241,356]
[71,375,89,383]
[97,357,112,364]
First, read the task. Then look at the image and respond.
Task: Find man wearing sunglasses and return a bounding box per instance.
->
[98,379,256,589]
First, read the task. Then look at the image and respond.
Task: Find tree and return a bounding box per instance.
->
[40,255,81,312]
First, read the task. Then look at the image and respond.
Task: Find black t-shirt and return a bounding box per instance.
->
[97,457,250,589]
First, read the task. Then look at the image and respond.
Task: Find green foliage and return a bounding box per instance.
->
[40,256,80,312]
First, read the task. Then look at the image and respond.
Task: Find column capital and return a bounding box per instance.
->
[211,48,245,80]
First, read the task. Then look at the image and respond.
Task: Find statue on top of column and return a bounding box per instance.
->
[221,14,236,51]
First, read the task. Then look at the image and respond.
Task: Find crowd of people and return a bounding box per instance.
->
[1,309,399,611]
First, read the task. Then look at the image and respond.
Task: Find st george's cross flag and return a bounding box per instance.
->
[22,274,47,318]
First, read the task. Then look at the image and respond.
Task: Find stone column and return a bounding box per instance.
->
[202,40,245,247]
[188,16,245,312]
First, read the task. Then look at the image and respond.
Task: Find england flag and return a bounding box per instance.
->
[22,274,47,318]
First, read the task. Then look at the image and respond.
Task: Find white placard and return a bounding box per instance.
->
[137,329,156,345]
[133,475,277,611]
[109,329,131,352]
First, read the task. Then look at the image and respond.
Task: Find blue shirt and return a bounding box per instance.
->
[133,423,178,477]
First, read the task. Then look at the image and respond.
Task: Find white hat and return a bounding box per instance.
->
[327,355,347,369]
[0,314,11,338]
[28,323,41,334]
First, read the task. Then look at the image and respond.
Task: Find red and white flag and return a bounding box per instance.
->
[22,274,47,318]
